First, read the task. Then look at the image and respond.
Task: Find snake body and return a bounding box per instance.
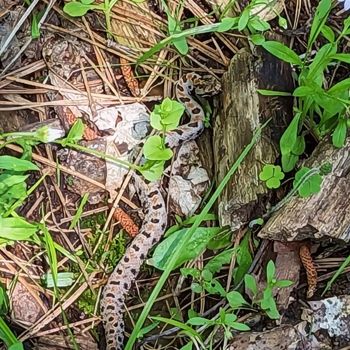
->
[100,73,208,350]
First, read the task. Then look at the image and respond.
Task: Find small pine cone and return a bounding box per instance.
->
[299,245,318,298]
[113,207,139,237]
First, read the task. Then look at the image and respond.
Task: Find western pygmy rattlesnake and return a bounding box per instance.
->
[100,73,220,350]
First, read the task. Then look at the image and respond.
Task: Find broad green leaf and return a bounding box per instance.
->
[293,167,323,197]
[249,17,270,31]
[139,160,165,182]
[262,41,302,66]
[81,0,95,4]
[307,0,332,49]
[180,342,193,350]
[331,53,350,64]
[234,232,252,285]
[63,2,96,17]
[332,118,347,148]
[217,17,239,32]
[9,343,24,350]
[180,268,201,279]
[328,78,350,94]
[0,156,38,171]
[204,248,235,274]
[226,291,249,309]
[249,34,265,45]
[148,227,222,270]
[0,217,37,240]
[191,283,203,293]
[282,152,298,172]
[244,274,258,295]
[187,317,211,326]
[266,260,275,284]
[238,8,250,31]
[206,229,232,250]
[280,112,301,155]
[31,12,40,39]
[203,279,226,296]
[230,322,251,331]
[65,119,84,144]
[224,313,237,325]
[274,280,294,288]
[137,321,159,339]
[173,37,189,55]
[321,25,335,42]
[150,98,185,131]
[292,135,305,156]
[278,16,287,29]
[201,269,213,282]
[293,86,315,97]
[143,136,173,161]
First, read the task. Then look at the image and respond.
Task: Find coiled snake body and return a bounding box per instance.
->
[101,73,214,350]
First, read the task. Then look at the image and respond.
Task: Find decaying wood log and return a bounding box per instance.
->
[259,138,350,242]
[213,43,294,230]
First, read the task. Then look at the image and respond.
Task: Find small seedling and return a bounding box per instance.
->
[293,166,322,197]
[259,164,285,189]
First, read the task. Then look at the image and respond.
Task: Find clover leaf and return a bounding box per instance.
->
[139,160,165,182]
[150,98,185,131]
[293,167,322,198]
[143,135,173,160]
[259,164,285,189]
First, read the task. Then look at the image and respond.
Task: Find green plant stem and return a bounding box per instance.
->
[0,316,19,347]
[55,140,140,171]
[125,120,269,350]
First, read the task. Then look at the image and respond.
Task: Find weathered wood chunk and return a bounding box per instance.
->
[213,45,293,230]
[259,138,350,242]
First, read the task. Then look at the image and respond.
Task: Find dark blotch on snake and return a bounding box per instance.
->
[123,282,129,289]
[131,268,137,275]
[179,97,191,103]
[106,305,115,310]
[188,122,199,128]
[151,218,160,223]
[148,190,158,198]
[106,293,115,298]
[124,256,129,262]
[192,107,201,114]
[173,129,184,135]
[140,253,145,259]
[161,223,166,230]
[176,84,184,92]
[118,336,123,342]
[108,316,114,322]
[116,269,123,275]
[153,203,163,210]
[132,244,140,251]
[143,231,151,238]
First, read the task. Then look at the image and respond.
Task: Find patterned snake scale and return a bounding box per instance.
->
[100,73,212,350]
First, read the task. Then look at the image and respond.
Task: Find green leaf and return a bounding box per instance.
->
[244,274,258,295]
[201,269,213,282]
[229,322,251,331]
[187,317,211,326]
[249,34,265,45]
[259,164,284,189]
[150,98,185,131]
[238,8,250,31]
[226,291,249,309]
[217,17,239,32]
[307,0,332,49]
[181,267,201,279]
[80,0,95,4]
[191,283,203,293]
[9,343,24,350]
[274,280,294,288]
[204,248,235,274]
[223,313,237,325]
[278,16,287,29]
[257,89,291,96]
[63,1,96,17]
[0,217,38,240]
[65,119,84,144]
[262,41,302,66]
[293,167,322,197]
[321,25,335,42]
[139,160,165,182]
[308,43,337,81]
[331,53,350,64]
[203,279,226,297]
[137,321,160,339]
[280,112,301,155]
[31,12,40,39]
[281,152,299,172]
[328,78,350,94]
[249,17,270,31]
[173,37,189,55]
[234,232,252,285]
[148,227,222,270]
[180,342,193,350]
[266,260,275,284]
[293,86,315,97]
[143,136,173,161]
[332,118,347,148]
[0,156,39,171]
[291,135,305,156]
